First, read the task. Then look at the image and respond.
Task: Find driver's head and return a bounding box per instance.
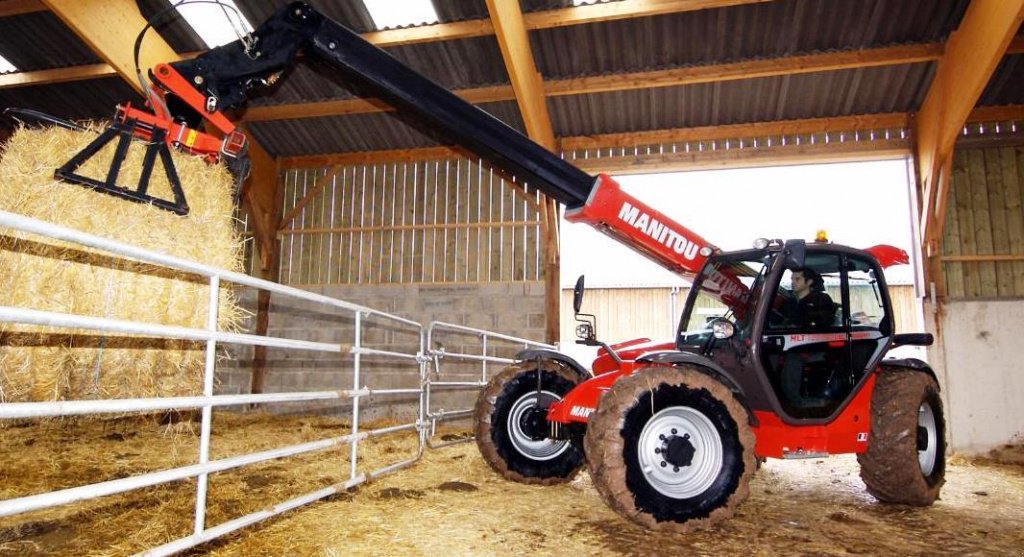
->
[790,268,820,298]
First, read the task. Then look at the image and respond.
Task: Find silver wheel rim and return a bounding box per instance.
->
[918,401,938,476]
[637,406,723,499]
[507,390,569,461]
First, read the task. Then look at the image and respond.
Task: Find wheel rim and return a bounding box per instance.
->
[637,406,723,499]
[507,390,569,461]
[917,401,938,476]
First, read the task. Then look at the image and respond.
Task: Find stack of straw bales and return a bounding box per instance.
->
[0,124,246,402]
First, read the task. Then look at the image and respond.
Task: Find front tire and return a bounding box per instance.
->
[585,366,755,532]
[858,369,946,505]
[474,361,585,484]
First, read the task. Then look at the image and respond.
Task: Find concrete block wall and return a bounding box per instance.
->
[923,299,1024,454]
[217,281,548,421]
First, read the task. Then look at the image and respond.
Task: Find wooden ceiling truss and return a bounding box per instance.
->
[2,0,1023,303]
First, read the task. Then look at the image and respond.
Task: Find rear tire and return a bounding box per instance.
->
[585,366,755,532]
[474,361,585,484]
[858,369,945,505]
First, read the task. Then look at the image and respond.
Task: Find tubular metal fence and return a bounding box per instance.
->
[424,321,556,447]
[0,209,542,556]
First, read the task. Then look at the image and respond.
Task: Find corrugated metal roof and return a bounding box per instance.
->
[0,11,100,71]
[385,35,509,89]
[532,0,969,78]
[244,34,510,108]
[548,63,934,137]
[0,78,142,128]
[979,54,1024,107]
[0,0,1019,160]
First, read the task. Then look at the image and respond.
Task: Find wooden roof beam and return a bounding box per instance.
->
[485,0,556,149]
[278,105,1024,170]
[561,113,911,150]
[1,0,776,54]
[524,0,772,30]
[0,0,45,18]
[0,62,114,89]
[1,0,775,90]
[1009,35,1024,55]
[280,112,911,168]
[3,0,771,47]
[968,104,1024,122]
[547,42,943,96]
[0,50,201,90]
[367,0,772,47]
[40,0,177,95]
[241,43,942,123]
[281,137,908,175]
[914,0,1024,267]
[1,40,942,95]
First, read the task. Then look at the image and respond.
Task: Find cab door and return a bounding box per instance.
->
[841,254,892,384]
[759,251,892,419]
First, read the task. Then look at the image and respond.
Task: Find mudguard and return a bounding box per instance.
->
[879,358,940,386]
[635,351,745,396]
[628,351,759,427]
[515,349,591,382]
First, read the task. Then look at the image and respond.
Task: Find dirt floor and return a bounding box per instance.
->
[1,414,1022,556]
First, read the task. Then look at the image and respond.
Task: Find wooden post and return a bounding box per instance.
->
[485,0,561,343]
[244,131,282,395]
[541,196,560,344]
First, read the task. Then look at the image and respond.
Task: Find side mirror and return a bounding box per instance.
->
[709,318,735,340]
[573,275,586,313]
[783,239,806,269]
[575,322,594,342]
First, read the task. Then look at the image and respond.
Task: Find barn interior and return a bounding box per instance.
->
[1,0,1023,555]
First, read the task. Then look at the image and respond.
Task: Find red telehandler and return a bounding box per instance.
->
[34,1,944,532]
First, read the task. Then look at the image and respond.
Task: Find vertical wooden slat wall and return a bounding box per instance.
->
[277,158,543,286]
[943,141,1024,298]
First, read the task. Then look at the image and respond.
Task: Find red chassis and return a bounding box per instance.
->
[547,342,876,459]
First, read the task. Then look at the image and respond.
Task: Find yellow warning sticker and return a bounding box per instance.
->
[185,129,198,148]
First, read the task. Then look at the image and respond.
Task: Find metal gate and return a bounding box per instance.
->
[0,209,549,556]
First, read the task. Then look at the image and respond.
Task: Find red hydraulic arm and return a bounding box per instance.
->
[127,63,247,164]
[567,174,716,278]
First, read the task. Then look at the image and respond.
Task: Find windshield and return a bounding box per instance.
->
[678,252,771,345]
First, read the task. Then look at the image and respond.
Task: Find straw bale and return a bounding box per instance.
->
[0,125,245,402]
[1,412,1022,556]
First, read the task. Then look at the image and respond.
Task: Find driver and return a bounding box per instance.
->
[779,267,835,328]
[777,267,836,408]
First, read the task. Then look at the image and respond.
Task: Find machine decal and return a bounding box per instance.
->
[617,201,701,260]
[778,330,883,349]
[569,405,595,418]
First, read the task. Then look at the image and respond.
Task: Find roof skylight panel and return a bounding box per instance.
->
[363,0,440,30]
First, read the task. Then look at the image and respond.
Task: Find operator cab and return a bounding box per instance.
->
[760,251,891,418]
[676,239,895,421]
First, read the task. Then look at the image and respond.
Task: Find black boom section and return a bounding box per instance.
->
[307,10,594,208]
[170,2,594,208]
